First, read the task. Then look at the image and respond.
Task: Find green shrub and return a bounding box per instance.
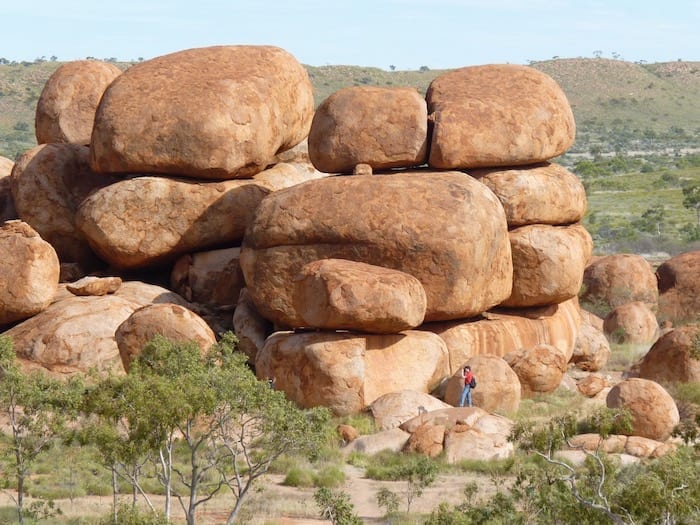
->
[97,504,170,525]
[313,465,345,488]
[283,466,315,487]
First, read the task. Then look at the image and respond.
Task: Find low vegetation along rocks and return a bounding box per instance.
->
[0,45,698,524]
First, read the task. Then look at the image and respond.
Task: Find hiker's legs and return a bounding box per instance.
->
[459,386,470,407]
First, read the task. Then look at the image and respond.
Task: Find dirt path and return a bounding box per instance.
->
[0,464,495,524]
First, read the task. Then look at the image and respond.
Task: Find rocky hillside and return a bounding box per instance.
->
[1,57,699,159]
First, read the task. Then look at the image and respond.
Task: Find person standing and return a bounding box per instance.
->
[459,365,474,407]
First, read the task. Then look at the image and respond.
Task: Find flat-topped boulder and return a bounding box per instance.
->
[255,330,450,416]
[11,143,118,266]
[0,221,59,325]
[241,171,512,326]
[308,86,428,173]
[293,258,427,333]
[67,276,122,296]
[90,45,314,180]
[503,223,592,307]
[35,60,122,145]
[426,64,575,169]
[76,176,269,269]
[471,162,586,226]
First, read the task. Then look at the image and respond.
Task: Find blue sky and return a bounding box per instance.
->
[2,1,698,70]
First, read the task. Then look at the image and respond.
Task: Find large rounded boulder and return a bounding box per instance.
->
[656,250,700,325]
[503,223,592,307]
[11,143,117,266]
[240,171,513,327]
[606,378,680,441]
[426,64,575,169]
[255,330,450,416]
[638,326,700,384]
[308,86,428,173]
[603,301,658,344]
[35,60,122,145]
[90,45,314,179]
[115,303,217,371]
[504,343,568,396]
[0,221,59,325]
[580,254,658,316]
[76,176,269,269]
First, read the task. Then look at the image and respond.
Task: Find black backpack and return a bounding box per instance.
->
[469,376,476,389]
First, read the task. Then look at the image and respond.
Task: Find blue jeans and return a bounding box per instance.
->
[459,386,472,407]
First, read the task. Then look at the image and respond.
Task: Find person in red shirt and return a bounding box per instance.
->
[459,365,474,407]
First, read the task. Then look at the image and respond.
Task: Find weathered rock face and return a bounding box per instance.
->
[3,294,137,376]
[308,86,428,173]
[606,378,680,441]
[425,298,581,373]
[580,254,659,315]
[35,60,122,145]
[76,176,269,269]
[0,156,17,222]
[444,355,521,414]
[0,221,60,325]
[503,223,592,307]
[638,326,700,384]
[292,259,427,333]
[11,143,118,266]
[255,330,450,416]
[471,162,586,226]
[426,64,575,169]
[504,344,568,396]
[241,172,512,326]
[571,322,611,372]
[368,390,451,431]
[603,301,658,344]
[171,247,244,308]
[115,303,217,371]
[656,250,700,324]
[90,46,314,180]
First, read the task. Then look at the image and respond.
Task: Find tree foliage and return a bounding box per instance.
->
[0,336,84,525]
[82,332,331,525]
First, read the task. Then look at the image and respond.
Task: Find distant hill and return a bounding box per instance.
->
[1,57,699,160]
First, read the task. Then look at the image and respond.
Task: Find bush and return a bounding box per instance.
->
[314,465,346,488]
[97,504,170,525]
[283,466,315,488]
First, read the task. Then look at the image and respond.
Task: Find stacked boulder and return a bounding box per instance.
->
[3,45,324,374]
[4,50,594,421]
[251,64,592,414]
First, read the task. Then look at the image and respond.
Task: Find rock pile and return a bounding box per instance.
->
[1,45,689,459]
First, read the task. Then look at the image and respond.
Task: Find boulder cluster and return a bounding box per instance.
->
[0,45,695,460]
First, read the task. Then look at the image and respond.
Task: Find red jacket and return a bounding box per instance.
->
[463,370,474,386]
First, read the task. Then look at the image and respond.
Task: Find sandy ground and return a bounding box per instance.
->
[0,464,494,524]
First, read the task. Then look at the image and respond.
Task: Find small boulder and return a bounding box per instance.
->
[67,276,122,296]
[403,422,445,457]
[368,390,452,431]
[576,374,610,397]
[171,247,245,308]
